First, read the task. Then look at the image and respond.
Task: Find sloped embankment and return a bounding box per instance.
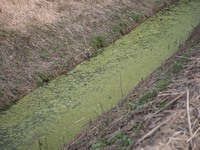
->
[66,25,200,150]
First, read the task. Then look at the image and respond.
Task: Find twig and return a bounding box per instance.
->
[186,89,193,136]
[158,92,184,97]
[192,108,200,130]
[136,115,173,145]
[167,131,182,145]
[99,102,104,113]
[175,56,200,60]
[119,71,123,99]
[186,89,193,148]
[94,110,100,117]
[187,127,200,143]
[145,93,184,120]
[74,117,86,124]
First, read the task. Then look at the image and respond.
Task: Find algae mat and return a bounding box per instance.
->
[1,0,200,149]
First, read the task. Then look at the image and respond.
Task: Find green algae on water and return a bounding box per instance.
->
[1,0,200,149]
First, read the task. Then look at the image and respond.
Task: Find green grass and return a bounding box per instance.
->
[108,133,132,147]
[129,12,143,23]
[129,91,157,110]
[111,22,128,35]
[156,79,168,91]
[32,72,49,86]
[91,138,106,149]
[90,36,106,48]
[171,61,183,74]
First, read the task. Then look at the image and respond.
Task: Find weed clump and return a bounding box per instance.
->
[170,61,183,74]
[129,13,143,23]
[90,36,106,49]
[156,79,168,91]
[130,91,157,110]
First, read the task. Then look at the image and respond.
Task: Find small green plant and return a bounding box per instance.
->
[91,138,106,149]
[171,61,183,74]
[156,80,168,91]
[129,13,143,22]
[108,133,132,147]
[111,22,128,35]
[32,72,49,86]
[129,102,140,110]
[130,91,157,110]
[90,36,106,48]
[132,122,142,132]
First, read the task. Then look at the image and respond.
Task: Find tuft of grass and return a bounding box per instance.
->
[91,138,106,149]
[32,72,49,86]
[108,133,132,147]
[111,22,128,35]
[156,79,168,91]
[130,91,157,110]
[90,36,106,49]
[170,61,184,74]
[129,12,143,23]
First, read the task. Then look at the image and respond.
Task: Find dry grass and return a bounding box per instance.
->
[0,0,177,110]
[0,0,151,29]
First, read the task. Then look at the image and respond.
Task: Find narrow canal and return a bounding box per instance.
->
[1,0,200,149]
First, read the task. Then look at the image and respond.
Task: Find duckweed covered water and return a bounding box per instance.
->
[1,0,200,149]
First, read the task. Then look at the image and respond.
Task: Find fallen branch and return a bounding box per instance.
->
[186,89,193,148]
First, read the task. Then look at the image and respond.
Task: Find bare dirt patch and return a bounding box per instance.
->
[0,0,177,110]
[65,25,200,150]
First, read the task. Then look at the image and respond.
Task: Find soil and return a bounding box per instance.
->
[65,25,200,150]
[0,0,177,111]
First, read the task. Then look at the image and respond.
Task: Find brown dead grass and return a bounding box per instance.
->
[0,0,59,29]
[0,0,177,110]
[0,0,157,30]
[65,25,200,150]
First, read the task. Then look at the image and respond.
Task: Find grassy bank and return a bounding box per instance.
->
[0,0,177,111]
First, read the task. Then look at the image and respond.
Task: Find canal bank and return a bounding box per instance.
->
[1,0,200,149]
